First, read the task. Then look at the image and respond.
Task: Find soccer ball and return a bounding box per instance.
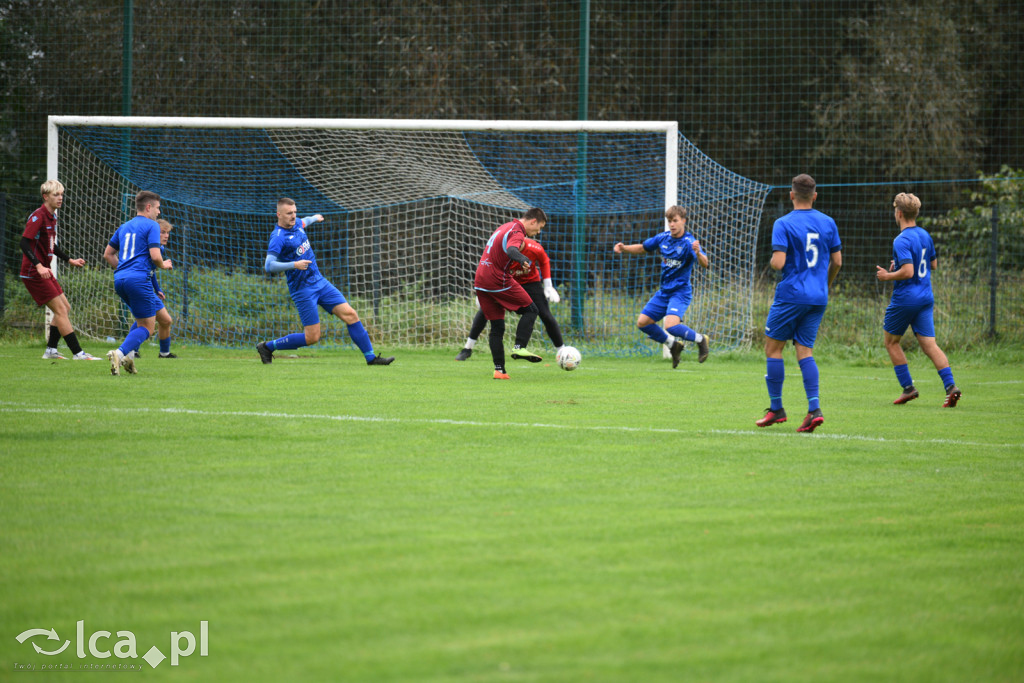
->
[556,346,582,371]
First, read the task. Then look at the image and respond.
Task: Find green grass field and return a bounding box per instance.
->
[2,342,1023,682]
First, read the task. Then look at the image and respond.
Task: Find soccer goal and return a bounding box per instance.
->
[48,116,770,354]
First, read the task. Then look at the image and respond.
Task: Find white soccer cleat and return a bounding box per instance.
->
[107,349,123,376]
[42,348,67,360]
[72,351,102,361]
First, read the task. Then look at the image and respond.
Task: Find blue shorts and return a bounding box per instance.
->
[641,289,692,322]
[884,301,935,338]
[115,275,162,319]
[765,301,827,348]
[291,279,347,327]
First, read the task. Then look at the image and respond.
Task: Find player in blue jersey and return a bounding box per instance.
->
[875,193,961,407]
[757,174,842,432]
[613,205,710,368]
[256,198,394,366]
[102,190,173,376]
[129,218,177,360]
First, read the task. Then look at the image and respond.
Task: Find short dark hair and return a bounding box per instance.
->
[791,174,816,202]
[135,190,161,212]
[523,207,548,224]
[277,197,296,208]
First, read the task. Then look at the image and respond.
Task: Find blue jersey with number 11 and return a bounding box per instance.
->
[109,216,161,279]
[771,208,841,306]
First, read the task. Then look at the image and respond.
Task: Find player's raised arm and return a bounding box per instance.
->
[691,239,709,268]
[613,242,646,255]
[264,253,311,273]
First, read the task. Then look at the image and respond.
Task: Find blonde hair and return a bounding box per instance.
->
[157,219,174,232]
[893,192,921,220]
[40,179,65,197]
[665,205,688,220]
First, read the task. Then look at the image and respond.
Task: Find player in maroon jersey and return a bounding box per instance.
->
[20,180,100,361]
[457,235,565,363]
[473,208,548,379]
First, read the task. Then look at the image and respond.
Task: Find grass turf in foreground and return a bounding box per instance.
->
[1,344,1022,682]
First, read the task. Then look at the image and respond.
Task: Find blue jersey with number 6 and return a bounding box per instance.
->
[109,216,161,279]
[771,208,841,306]
[890,226,935,306]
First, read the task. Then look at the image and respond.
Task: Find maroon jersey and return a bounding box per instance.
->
[474,219,526,292]
[21,205,57,278]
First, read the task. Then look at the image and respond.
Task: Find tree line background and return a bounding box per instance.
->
[1,0,1022,342]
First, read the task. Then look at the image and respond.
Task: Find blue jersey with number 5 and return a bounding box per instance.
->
[771,208,841,306]
[890,226,935,306]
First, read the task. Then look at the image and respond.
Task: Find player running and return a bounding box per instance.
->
[102,191,173,375]
[128,218,177,359]
[613,205,710,368]
[255,198,394,366]
[756,174,842,432]
[875,192,961,407]
[20,179,100,361]
[473,208,548,379]
[456,234,565,361]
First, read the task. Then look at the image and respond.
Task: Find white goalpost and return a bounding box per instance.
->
[48,116,768,354]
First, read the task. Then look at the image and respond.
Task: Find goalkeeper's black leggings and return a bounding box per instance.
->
[469,281,563,348]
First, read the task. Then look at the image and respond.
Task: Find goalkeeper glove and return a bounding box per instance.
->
[543,278,560,303]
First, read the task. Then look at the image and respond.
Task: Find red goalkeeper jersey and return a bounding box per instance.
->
[474,219,526,292]
[508,238,551,284]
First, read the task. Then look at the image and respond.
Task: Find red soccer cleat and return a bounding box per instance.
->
[942,386,962,408]
[797,409,824,433]
[493,371,510,380]
[893,387,919,405]
[756,408,787,427]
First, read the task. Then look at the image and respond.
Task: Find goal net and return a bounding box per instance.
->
[49,117,770,355]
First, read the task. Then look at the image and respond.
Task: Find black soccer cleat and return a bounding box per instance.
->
[697,335,710,363]
[942,385,962,408]
[455,347,472,361]
[797,408,824,433]
[893,386,919,405]
[256,341,273,364]
[368,355,395,365]
[669,340,685,369]
[158,352,178,359]
[756,408,787,427]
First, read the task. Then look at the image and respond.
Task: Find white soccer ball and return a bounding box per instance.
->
[556,346,582,371]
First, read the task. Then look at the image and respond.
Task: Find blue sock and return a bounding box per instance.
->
[159,336,171,355]
[667,323,697,343]
[894,363,913,389]
[765,358,785,411]
[119,326,150,355]
[268,333,308,351]
[129,322,138,333]
[640,323,668,344]
[938,366,955,391]
[799,356,820,413]
[347,322,375,360]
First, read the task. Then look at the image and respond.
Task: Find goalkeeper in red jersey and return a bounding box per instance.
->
[471,208,548,379]
[456,234,565,362]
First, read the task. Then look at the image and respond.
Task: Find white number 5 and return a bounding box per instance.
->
[805,232,820,268]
